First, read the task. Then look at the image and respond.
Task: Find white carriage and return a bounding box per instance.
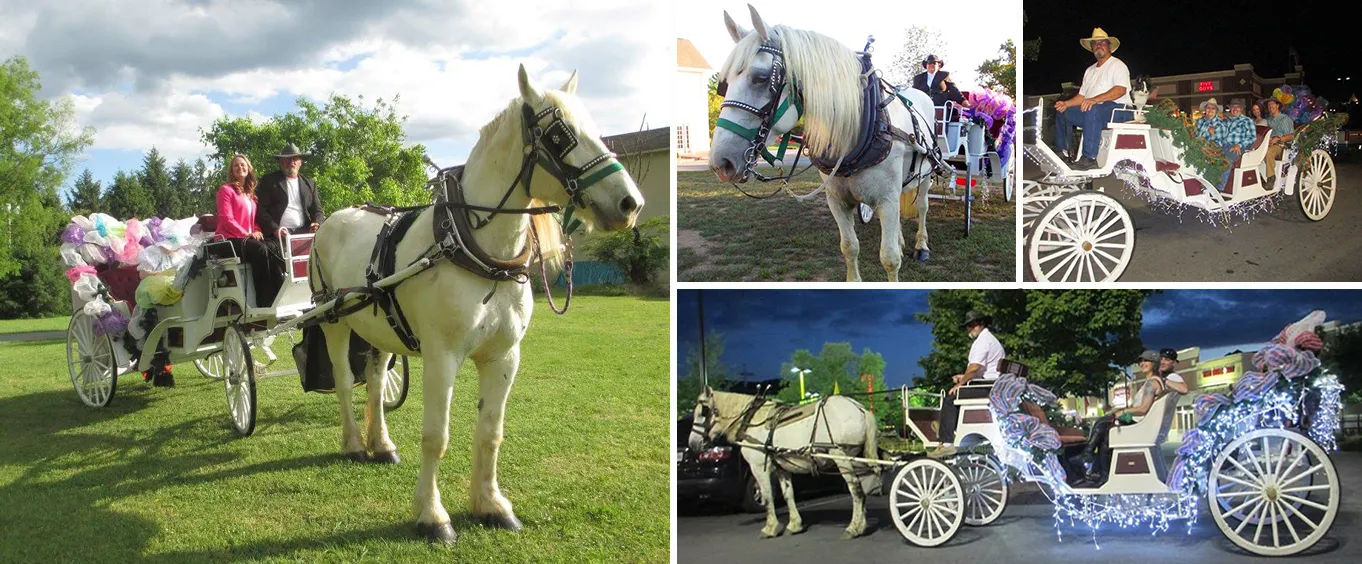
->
[66,219,410,436]
[892,359,1340,556]
[1021,105,1338,282]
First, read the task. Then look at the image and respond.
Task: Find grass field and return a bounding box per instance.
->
[677,169,1016,281]
[0,315,70,334]
[0,296,668,563]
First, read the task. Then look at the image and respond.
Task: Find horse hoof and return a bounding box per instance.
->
[916,249,930,263]
[787,526,806,535]
[344,450,369,463]
[760,531,779,539]
[477,513,524,532]
[841,531,859,540]
[417,522,457,546]
[371,450,400,464]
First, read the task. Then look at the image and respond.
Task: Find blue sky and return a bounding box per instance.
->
[1,0,669,199]
[675,290,1362,388]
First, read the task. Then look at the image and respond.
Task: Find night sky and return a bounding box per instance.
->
[1024,1,1362,102]
[676,290,1362,387]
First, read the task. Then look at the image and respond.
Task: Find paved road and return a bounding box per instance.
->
[1024,156,1362,281]
[678,451,1362,564]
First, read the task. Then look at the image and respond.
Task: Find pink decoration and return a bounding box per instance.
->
[65,265,97,284]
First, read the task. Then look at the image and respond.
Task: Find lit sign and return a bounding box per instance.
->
[1197,81,1216,92]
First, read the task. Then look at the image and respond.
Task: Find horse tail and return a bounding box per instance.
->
[863,407,881,475]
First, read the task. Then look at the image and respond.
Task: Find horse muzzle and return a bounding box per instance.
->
[710,155,750,184]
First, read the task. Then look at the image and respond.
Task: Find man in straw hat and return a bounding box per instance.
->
[1195,98,1226,147]
[929,309,1006,458]
[248,143,325,306]
[912,54,964,107]
[1053,27,1132,171]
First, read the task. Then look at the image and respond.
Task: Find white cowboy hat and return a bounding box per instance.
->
[1199,98,1221,113]
[1079,28,1120,53]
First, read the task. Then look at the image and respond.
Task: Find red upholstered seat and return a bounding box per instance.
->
[196,214,218,234]
[1021,400,1087,446]
[96,265,142,305]
[1155,161,1180,172]
[1232,125,1273,169]
[908,408,940,442]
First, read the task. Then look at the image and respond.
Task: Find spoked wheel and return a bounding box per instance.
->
[223,324,257,436]
[1209,428,1338,556]
[382,355,411,411]
[1021,181,1080,237]
[1003,162,1015,202]
[890,458,964,547]
[194,352,225,380]
[1298,149,1336,221]
[1026,190,1134,283]
[66,312,119,407]
[957,456,1009,526]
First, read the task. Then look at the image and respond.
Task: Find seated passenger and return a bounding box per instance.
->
[1249,100,1269,127]
[1220,101,1257,161]
[213,154,273,306]
[1264,99,1296,183]
[1079,349,1182,485]
[1194,98,1226,148]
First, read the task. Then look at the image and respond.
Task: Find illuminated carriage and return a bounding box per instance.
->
[1021,106,1338,282]
[893,358,1341,556]
[66,221,409,436]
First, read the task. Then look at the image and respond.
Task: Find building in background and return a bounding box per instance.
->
[676,38,713,156]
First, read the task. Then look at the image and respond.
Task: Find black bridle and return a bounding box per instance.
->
[714,42,810,197]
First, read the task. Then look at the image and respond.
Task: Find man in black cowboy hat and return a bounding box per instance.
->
[911,54,964,107]
[248,143,325,307]
[929,309,1006,458]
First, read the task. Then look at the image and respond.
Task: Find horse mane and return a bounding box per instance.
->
[718,24,864,158]
[469,97,567,270]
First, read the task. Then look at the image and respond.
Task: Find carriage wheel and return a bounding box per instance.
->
[1298,149,1336,221]
[890,459,964,547]
[194,352,225,380]
[66,312,118,407]
[958,456,1008,526]
[1027,190,1134,283]
[382,355,411,411]
[1003,164,1015,202]
[1021,181,1079,237]
[1209,428,1338,556]
[223,324,257,437]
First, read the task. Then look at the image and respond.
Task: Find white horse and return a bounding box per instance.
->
[309,65,643,544]
[708,5,939,282]
[689,389,881,539]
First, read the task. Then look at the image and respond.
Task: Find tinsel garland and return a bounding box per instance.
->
[1143,99,1228,186]
[1110,159,1285,228]
[1307,373,1343,451]
[1289,113,1349,167]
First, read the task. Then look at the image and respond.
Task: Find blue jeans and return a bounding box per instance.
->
[1055,102,1120,160]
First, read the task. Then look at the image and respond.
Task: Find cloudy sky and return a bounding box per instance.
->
[679,0,1018,92]
[2,0,670,193]
[676,290,1362,387]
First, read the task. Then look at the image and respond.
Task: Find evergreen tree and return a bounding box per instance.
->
[67,168,103,216]
[169,159,195,217]
[139,147,175,217]
[104,170,155,219]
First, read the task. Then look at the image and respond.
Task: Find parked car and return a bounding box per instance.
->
[677,413,846,513]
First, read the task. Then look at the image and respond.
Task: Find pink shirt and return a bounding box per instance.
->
[215,184,258,240]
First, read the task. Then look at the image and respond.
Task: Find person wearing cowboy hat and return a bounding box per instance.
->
[1195,98,1226,147]
[912,54,964,107]
[1053,27,1133,171]
[929,309,1006,458]
[249,142,325,306]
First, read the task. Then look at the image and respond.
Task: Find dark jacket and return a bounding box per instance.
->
[912,70,965,106]
[256,170,324,239]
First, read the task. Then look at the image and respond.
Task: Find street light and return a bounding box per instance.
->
[791,367,812,403]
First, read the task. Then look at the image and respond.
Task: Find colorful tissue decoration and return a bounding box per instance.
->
[965,89,1017,173]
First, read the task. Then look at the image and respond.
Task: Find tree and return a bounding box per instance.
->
[168,159,195,218]
[708,73,723,135]
[976,40,1017,99]
[0,56,93,277]
[677,331,734,414]
[887,26,949,88]
[67,168,103,216]
[104,170,155,219]
[1023,11,1041,62]
[200,94,429,214]
[917,290,1152,400]
[582,215,669,285]
[139,147,178,218]
[190,158,214,212]
[1321,324,1362,404]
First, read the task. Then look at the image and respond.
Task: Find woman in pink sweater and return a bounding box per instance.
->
[216,154,262,241]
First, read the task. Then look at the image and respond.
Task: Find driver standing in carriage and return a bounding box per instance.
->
[929,310,1005,459]
[248,143,325,307]
[1052,28,1132,171]
[912,54,965,107]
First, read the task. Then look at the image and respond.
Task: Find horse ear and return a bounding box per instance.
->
[723,11,746,43]
[517,64,542,104]
[560,71,579,95]
[748,4,769,43]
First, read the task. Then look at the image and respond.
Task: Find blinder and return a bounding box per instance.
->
[518,102,625,233]
[713,41,804,185]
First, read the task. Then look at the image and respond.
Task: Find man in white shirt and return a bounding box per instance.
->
[929,310,1005,458]
[1053,28,1132,170]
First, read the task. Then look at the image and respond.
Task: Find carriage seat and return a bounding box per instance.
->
[907,407,940,443]
[1020,400,1088,446]
[1109,392,1181,448]
[95,264,142,305]
[194,214,218,236]
[1231,125,1273,170]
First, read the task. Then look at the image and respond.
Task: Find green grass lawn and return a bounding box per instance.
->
[0,315,71,334]
[0,296,669,563]
[677,169,1015,281]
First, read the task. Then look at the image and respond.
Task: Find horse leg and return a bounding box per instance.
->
[321,323,366,461]
[742,449,781,538]
[469,348,524,531]
[414,348,460,545]
[834,456,868,539]
[366,349,399,463]
[826,196,862,282]
[875,198,904,282]
[777,468,805,535]
[913,175,932,262]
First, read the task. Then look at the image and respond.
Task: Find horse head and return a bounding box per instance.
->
[515,65,644,232]
[708,5,801,183]
[689,386,716,452]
